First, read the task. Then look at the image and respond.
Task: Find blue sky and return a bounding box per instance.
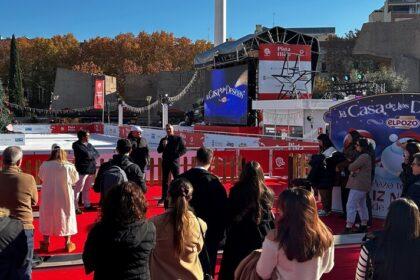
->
[0,0,384,41]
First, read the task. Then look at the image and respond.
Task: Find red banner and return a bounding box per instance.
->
[239,150,270,173]
[51,124,104,134]
[177,131,205,148]
[271,150,290,178]
[94,79,105,109]
[259,44,311,61]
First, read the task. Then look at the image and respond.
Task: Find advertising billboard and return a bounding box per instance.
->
[258,44,312,100]
[325,94,420,218]
[204,65,248,125]
[94,78,105,109]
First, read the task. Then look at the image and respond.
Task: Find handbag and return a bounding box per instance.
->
[196,216,214,280]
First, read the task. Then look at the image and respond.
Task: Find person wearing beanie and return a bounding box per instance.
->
[127,126,150,173]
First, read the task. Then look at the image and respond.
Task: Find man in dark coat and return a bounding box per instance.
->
[405,153,420,208]
[179,147,227,275]
[72,130,99,213]
[0,208,28,280]
[157,124,186,205]
[127,126,150,173]
[94,139,147,194]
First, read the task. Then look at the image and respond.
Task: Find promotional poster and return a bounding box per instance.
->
[204,65,249,125]
[325,94,420,217]
[258,43,312,100]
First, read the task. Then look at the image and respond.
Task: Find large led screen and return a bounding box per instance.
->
[204,65,248,125]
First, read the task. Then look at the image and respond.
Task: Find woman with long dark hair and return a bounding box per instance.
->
[343,138,373,234]
[356,198,420,280]
[219,161,275,280]
[83,182,155,280]
[38,144,79,253]
[150,178,207,280]
[400,141,420,197]
[256,188,334,279]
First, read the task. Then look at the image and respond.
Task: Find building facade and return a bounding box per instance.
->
[369,0,420,22]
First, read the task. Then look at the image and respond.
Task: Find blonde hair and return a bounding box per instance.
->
[48,147,69,163]
[0,208,10,218]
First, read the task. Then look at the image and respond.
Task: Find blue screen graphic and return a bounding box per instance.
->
[204,65,248,125]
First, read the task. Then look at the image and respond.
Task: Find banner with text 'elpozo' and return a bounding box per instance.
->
[94,78,105,109]
[325,94,420,218]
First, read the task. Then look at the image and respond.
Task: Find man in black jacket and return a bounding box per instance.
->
[157,124,186,205]
[127,126,150,173]
[179,147,227,275]
[72,130,99,214]
[0,208,28,280]
[94,139,147,194]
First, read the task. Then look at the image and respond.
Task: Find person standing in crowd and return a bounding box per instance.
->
[306,154,330,213]
[0,208,28,280]
[256,188,335,280]
[94,139,147,195]
[38,144,79,253]
[336,130,361,219]
[316,134,337,216]
[83,182,155,280]
[127,126,150,173]
[0,146,38,279]
[404,153,420,207]
[150,178,206,280]
[72,130,99,214]
[343,138,372,234]
[219,161,275,280]
[356,198,420,280]
[157,124,186,206]
[179,147,228,275]
[400,142,420,197]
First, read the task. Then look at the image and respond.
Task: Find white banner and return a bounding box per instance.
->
[13,125,51,134]
[204,134,260,148]
[0,134,26,146]
[103,124,120,137]
[141,128,167,148]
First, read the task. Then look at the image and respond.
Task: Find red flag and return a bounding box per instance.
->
[94,79,105,109]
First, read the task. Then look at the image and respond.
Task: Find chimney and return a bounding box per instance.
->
[214,0,226,46]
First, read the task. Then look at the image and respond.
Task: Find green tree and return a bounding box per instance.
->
[0,79,11,132]
[8,35,25,106]
[364,67,408,93]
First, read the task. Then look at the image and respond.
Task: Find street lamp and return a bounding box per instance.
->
[146,95,152,127]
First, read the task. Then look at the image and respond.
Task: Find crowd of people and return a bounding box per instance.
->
[0,125,419,280]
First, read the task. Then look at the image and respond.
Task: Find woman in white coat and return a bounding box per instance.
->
[38,144,79,253]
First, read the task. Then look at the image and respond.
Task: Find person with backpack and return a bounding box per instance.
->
[94,139,146,198]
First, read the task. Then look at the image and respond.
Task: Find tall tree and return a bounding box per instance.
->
[0,79,11,132]
[8,35,25,106]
